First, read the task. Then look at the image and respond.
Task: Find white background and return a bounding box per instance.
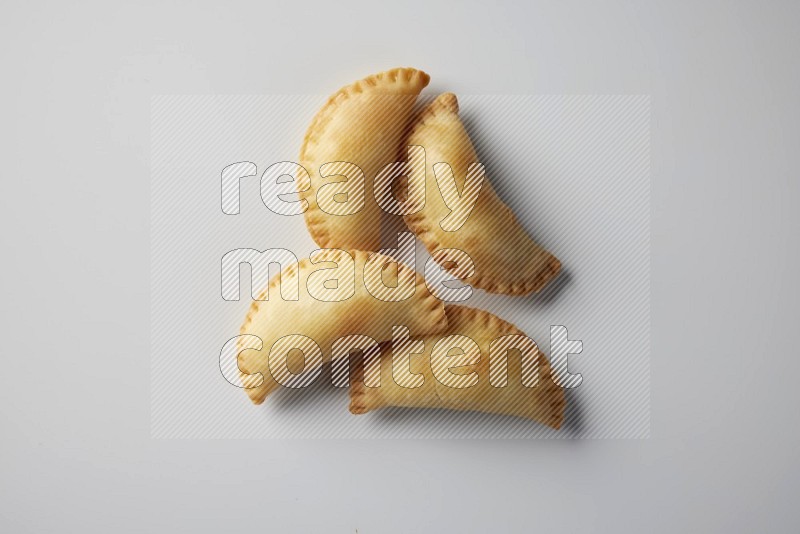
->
[2,1,799,532]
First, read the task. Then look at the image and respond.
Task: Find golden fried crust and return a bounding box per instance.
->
[405,93,562,295]
[299,68,430,251]
[349,305,566,429]
[238,249,447,404]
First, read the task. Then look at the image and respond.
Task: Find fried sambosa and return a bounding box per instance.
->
[237,249,447,404]
[349,305,565,429]
[299,67,430,250]
[404,93,561,294]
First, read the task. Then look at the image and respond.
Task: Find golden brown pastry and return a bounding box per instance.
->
[299,67,430,250]
[349,305,566,429]
[404,93,561,294]
[237,249,447,404]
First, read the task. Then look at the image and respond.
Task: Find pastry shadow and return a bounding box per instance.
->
[532,266,572,306]
[459,108,537,206]
[379,212,409,249]
[367,405,565,438]
[268,365,350,412]
[560,388,587,437]
[474,266,572,310]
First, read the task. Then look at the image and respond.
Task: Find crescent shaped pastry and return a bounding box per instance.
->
[299,67,430,250]
[349,305,566,429]
[404,93,562,294]
[237,249,447,404]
